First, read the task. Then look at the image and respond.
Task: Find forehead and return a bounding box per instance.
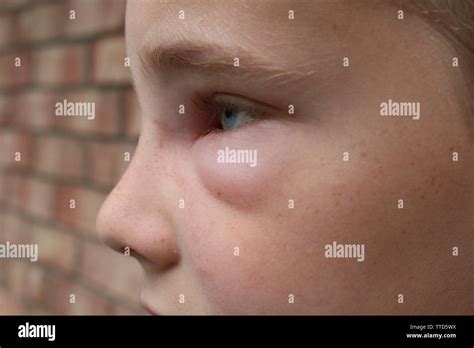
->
[125,0,368,67]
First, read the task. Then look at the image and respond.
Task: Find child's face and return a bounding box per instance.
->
[97,0,473,314]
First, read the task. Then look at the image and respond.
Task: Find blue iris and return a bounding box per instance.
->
[220,107,254,131]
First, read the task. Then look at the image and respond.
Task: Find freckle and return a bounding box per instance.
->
[198,267,211,279]
[217,191,221,196]
[449,146,454,151]
[361,152,367,158]
[409,161,415,166]
[161,238,165,243]
[420,194,425,200]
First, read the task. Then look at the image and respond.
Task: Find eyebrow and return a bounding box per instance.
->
[138,40,315,87]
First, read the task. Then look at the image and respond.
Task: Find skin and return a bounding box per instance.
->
[96,0,474,314]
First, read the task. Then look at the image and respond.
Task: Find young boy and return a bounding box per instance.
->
[97,0,473,314]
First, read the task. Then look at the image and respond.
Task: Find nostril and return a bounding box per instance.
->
[131,250,160,273]
[131,239,181,271]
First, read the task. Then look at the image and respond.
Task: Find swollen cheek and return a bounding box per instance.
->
[191,121,294,208]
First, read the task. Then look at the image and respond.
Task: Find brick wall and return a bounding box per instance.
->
[0,0,145,314]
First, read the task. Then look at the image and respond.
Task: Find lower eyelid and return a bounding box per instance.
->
[210,116,267,137]
[198,119,291,153]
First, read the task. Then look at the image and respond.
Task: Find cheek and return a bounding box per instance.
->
[187,215,315,314]
[191,120,297,209]
[186,121,314,313]
[184,107,472,314]
[185,169,387,314]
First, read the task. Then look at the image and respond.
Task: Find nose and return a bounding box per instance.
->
[96,138,180,271]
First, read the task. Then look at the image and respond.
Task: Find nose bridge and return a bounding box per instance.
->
[96,139,180,270]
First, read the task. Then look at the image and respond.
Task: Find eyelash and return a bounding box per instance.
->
[192,92,265,133]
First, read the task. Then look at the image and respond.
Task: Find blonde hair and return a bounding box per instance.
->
[403,0,474,122]
[408,0,473,53]
[406,1,474,83]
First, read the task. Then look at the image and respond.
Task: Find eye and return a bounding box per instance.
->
[219,105,261,131]
[193,93,266,132]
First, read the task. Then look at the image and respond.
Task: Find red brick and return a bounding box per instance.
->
[33,45,86,85]
[25,177,55,220]
[4,173,17,203]
[0,288,26,314]
[31,225,77,273]
[0,94,16,127]
[18,3,67,43]
[0,174,3,204]
[92,36,131,83]
[125,89,141,137]
[0,186,4,211]
[0,172,7,204]
[54,89,119,135]
[56,185,107,234]
[49,275,72,314]
[0,129,33,169]
[0,250,6,281]
[51,275,110,314]
[23,263,47,304]
[0,0,29,11]
[65,0,126,36]
[7,175,29,211]
[15,90,58,130]
[4,174,29,211]
[0,15,14,47]
[0,52,31,88]
[35,135,84,179]
[81,240,144,303]
[3,214,31,243]
[7,261,28,298]
[88,142,134,187]
[67,285,111,314]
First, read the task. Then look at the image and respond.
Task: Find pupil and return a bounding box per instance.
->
[224,109,233,118]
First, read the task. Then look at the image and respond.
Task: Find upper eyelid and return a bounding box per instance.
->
[192,92,269,133]
[194,92,277,115]
[214,98,263,116]
[214,93,281,113]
